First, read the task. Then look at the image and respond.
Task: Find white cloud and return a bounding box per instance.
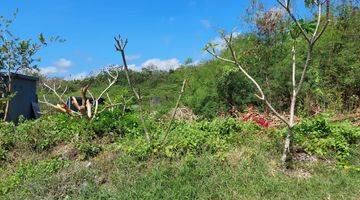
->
[141,58,181,71]
[65,72,88,81]
[40,67,58,75]
[210,32,241,51]
[54,58,72,68]
[128,64,141,71]
[125,54,141,61]
[200,19,211,29]
[40,58,73,75]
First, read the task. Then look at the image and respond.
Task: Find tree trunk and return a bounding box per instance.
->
[281,128,292,165]
[3,75,12,122]
[281,45,297,166]
[3,100,10,121]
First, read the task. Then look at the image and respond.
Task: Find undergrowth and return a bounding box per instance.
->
[0,111,359,199]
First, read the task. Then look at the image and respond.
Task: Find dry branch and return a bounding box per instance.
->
[161,79,187,145]
[115,35,151,144]
[40,69,120,121]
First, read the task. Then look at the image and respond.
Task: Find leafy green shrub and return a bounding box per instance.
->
[119,117,256,160]
[76,141,102,159]
[90,109,123,136]
[293,115,360,164]
[16,114,89,151]
[119,137,152,160]
[90,109,141,137]
[0,122,15,162]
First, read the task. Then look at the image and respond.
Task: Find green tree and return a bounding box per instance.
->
[206,0,331,165]
[0,11,59,121]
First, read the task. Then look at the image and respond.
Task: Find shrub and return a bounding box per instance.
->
[293,115,360,164]
[16,114,89,151]
[119,117,257,160]
[75,141,102,159]
[0,122,15,162]
[90,109,141,138]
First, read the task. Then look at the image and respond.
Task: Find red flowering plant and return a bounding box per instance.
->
[242,105,272,128]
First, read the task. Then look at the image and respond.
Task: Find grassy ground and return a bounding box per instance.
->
[1,126,359,200]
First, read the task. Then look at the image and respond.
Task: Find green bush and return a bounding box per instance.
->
[16,114,89,151]
[293,115,360,164]
[75,141,102,159]
[90,109,141,137]
[0,122,15,162]
[119,117,259,160]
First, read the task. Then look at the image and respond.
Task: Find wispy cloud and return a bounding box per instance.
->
[162,36,172,46]
[210,32,241,51]
[187,59,201,66]
[141,58,181,71]
[54,58,72,68]
[200,19,211,29]
[65,72,88,80]
[40,58,73,75]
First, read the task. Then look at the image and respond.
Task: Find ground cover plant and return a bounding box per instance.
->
[0,0,360,199]
[0,112,359,199]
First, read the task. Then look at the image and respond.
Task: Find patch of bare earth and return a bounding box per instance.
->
[285,168,312,179]
[169,106,197,122]
[51,143,79,160]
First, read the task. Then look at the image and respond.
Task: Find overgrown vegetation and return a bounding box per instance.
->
[0,0,359,199]
[0,111,359,198]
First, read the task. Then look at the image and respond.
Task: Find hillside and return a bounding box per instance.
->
[39,5,360,119]
[1,114,359,199]
[1,1,360,199]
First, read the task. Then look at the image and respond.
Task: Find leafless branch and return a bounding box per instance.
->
[208,31,290,126]
[115,35,151,144]
[161,79,187,145]
[276,0,311,43]
[92,69,119,118]
[295,1,330,95]
[40,69,119,121]
[207,0,331,165]
[43,83,67,104]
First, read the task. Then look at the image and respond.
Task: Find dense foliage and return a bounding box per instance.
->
[1,110,359,198]
[293,115,360,167]
[0,1,359,199]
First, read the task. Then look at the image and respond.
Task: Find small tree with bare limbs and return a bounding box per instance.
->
[39,69,123,121]
[205,0,331,165]
[114,35,187,146]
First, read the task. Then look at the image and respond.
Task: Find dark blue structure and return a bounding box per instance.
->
[0,73,40,122]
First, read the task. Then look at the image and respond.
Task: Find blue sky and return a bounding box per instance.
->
[1,0,288,79]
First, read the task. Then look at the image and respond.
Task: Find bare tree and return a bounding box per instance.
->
[205,0,331,165]
[161,79,187,145]
[39,69,121,121]
[114,36,151,144]
[114,35,188,146]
